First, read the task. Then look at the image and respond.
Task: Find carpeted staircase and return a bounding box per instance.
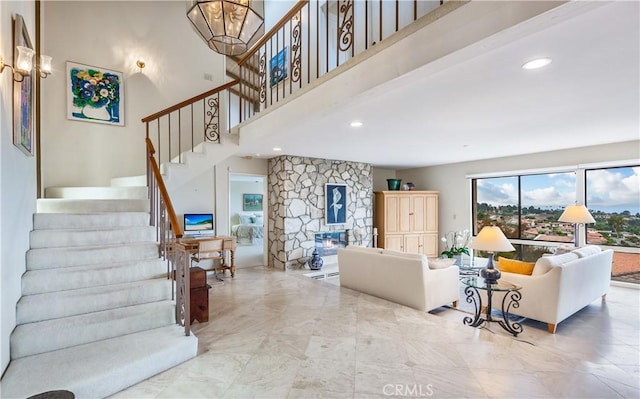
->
[0,186,198,399]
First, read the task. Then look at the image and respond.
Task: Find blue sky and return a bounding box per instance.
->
[586,167,640,214]
[477,167,640,214]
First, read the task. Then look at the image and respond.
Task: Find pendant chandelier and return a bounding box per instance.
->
[187,0,265,56]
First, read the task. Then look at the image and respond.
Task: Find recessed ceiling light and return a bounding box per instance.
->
[522,57,552,70]
[273,147,282,152]
[350,121,363,128]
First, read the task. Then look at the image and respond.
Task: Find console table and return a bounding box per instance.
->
[461,277,523,336]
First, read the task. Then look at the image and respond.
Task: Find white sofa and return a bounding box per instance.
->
[487,245,613,333]
[337,246,459,312]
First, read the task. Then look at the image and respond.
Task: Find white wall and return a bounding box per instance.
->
[397,141,640,254]
[169,168,216,234]
[372,167,397,192]
[40,1,227,188]
[0,0,37,375]
[264,0,296,30]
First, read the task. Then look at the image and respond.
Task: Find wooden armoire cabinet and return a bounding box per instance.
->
[374,191,439,257]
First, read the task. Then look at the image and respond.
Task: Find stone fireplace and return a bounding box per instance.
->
[267,156,373,270]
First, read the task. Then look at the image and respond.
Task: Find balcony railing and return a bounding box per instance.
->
[236,0,445,122]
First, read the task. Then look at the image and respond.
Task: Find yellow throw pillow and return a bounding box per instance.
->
[497,257,535,275]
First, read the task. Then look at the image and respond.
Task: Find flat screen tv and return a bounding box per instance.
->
[184,213,214,235]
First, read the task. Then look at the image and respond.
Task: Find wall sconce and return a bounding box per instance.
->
[1,46,32,82]
[39,54,53,78]
[136,59,146,72]
[0,47,52,81]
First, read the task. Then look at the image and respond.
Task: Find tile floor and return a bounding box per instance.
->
[112,266,639,398]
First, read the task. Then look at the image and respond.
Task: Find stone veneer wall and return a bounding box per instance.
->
[268,156,373,270]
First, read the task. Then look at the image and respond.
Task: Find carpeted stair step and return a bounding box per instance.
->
[37,198,149,213]
[22,259,167,295]
[110,175,147,187]
[17,279,172,324]
[44,186,148,200]
[29,226,156,249]
[26,242,160,270]
[1,325,198,399]
[34,212,149,230]
[11,301,176,358]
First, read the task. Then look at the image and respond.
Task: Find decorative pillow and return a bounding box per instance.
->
[253,216,264,225]
[572,245,602,258]
[531,252,580,276]
[497,257,535,275]
[239,214,253,224]
[428,257,456,270]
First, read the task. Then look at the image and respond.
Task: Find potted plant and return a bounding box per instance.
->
[441,229,471,261]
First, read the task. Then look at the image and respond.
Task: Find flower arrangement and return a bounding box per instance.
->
[70,68,120,109]
[441,229,471,258]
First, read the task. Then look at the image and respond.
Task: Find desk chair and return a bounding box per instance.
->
[191,238,228,280]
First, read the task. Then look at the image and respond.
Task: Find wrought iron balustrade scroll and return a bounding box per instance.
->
[171,243,191,336]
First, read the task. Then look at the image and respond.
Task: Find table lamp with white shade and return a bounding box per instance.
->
[558,204,595,247]
[469,226,515,284]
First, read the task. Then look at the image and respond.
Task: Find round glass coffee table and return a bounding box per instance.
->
[461,277,523,336]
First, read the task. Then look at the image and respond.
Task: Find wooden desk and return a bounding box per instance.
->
[179,236,237,277]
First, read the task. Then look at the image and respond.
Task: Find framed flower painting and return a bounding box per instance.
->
[66,62,124,126]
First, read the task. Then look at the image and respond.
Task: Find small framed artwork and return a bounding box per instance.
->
[269,47,288,87]
[243,193,263,211]
[13,14,34,156]
[66,61,124,126]
[325,183,347,225]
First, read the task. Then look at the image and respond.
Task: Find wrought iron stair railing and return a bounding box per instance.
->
[142,80,241,167]
[146,138,190,335]
[142,0,449,169]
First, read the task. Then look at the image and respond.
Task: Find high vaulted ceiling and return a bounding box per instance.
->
[237,1,639,169]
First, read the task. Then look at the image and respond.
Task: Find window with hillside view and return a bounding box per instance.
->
[585,166,640,248]
[473,172,576,243]
[473,166,639,284]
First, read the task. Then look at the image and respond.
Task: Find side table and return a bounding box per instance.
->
[190,267,210,324]
[461,277,523,336]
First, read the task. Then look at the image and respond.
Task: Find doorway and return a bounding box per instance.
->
[229,173,267,268]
